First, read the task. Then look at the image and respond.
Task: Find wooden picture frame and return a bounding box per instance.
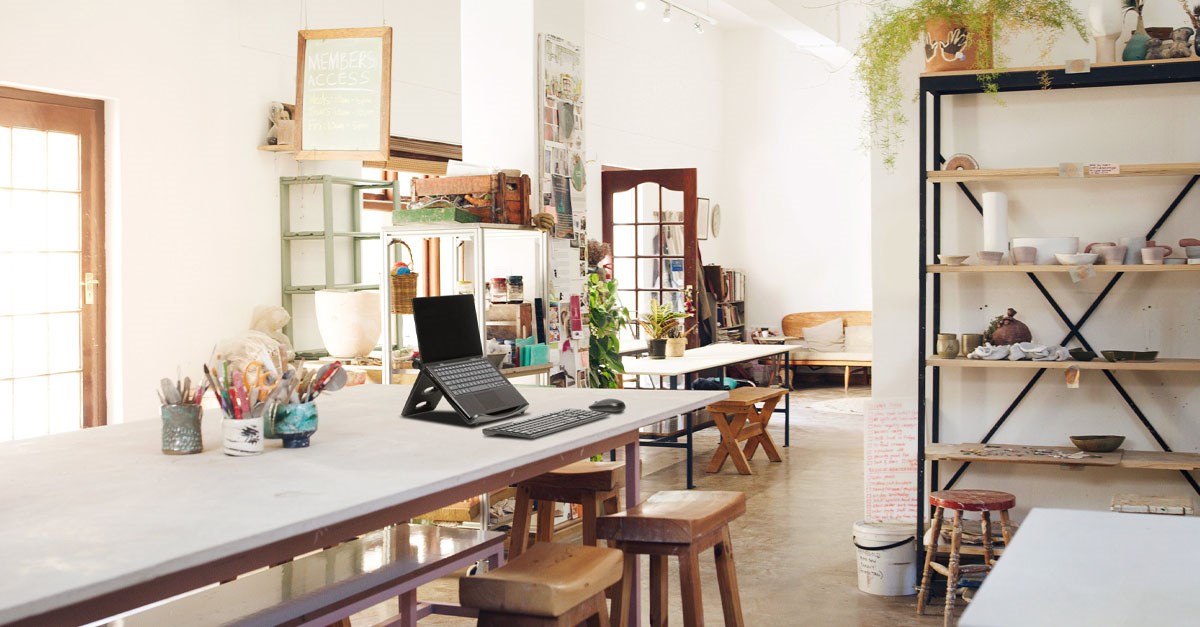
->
[697,197,710,240]
[295,26,392,161]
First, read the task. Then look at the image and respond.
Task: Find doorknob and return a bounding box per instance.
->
[82,272,100,305]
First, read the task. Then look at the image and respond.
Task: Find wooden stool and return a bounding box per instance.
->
[917,489,1016,627]
[597,490,747,626]
[705,387,786,474]
[510,461,625,558]
[459,542,625,626]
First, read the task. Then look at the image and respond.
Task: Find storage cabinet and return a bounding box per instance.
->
[916,59,1200,565]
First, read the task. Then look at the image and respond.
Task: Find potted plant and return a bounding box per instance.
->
[586,273,630,388]
[858,0,1087,167]
[636,299,688,360]
[665,322,695,358]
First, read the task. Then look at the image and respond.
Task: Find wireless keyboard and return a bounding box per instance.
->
[430,359,508,395]
[483,409,610,439]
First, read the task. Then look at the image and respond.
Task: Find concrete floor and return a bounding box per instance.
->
[353,384,941,626]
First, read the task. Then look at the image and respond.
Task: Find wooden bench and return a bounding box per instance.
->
[106,524,505,627]
[705,387,786,475]
[782,311,872,390]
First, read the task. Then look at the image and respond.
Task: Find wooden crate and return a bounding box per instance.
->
[410,173,531,225]
[486,303,534,341]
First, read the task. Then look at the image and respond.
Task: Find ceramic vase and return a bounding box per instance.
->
[665,337,687,358]
[1088,0,1122,62]
[272,402,319,449]
[923,16,992,73]
[936,334,960,359]
[314,289,381,358]
[982,192,1009,260]
[161,404,203,454]
[223,417,264,456]
[960,333,985,357]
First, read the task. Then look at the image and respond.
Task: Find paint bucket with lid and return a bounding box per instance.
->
[852,520,917,596]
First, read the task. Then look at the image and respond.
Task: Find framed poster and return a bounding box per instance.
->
[295,27,392,160]
[697,197,710,240]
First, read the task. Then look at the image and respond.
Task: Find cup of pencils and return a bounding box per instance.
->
[205,361,266,457]
[262,361,346,448]
[158,374,205,455]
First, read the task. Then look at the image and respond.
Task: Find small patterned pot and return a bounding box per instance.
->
[222,417,264,456]
[161,405,203,455]
[273,402,319,449]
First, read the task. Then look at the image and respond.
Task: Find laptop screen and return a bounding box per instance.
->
[412,295,483,363]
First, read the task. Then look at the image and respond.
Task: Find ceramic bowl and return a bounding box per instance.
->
[1070,435,1125,453]
[1055,253,1099,266]
[1165,258,1187,265]
[938,254,969,266]
[976,251,1004,266]
[1185,245,1200,259]
[1011,237,1079,265]
[1068,348,1097,362]
[1102,350,1158,362]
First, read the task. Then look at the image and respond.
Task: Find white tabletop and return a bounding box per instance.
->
[960,508,1200,626]
[622,343,790,377]
[0,385,724,625]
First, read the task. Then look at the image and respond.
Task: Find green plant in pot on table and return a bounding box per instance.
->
[858,0,1087,167]
[637,299,689,360]
[587,273,630,389]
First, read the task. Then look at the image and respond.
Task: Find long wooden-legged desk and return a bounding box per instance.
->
[0,385,724,627]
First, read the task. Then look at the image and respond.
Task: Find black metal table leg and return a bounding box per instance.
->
[783,349,791,447]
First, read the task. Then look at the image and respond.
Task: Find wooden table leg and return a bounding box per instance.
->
[510,487,532,559]
[610,552,637,627]
[678,547,705,626]
[917,506,943,614]
[743,397,782,463]
[714,526,745,627]
[707,410,753,474]
[624,440,641,627]
[944,510,964,627]
[980,511,995,566]
[650,554,669,627]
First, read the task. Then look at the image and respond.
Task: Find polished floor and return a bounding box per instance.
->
[352,384,937,626]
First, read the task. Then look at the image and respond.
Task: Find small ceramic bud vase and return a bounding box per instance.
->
[273,402,319,449]
[161,404,203,455]
[936,333,960,359]
[222,417,264,456]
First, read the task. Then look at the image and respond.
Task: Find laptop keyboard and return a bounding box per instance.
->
[483,409,610,439]
[430,359,508,395]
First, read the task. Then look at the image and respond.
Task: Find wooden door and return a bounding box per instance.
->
[0,87,105,439]
[601,168,698,346]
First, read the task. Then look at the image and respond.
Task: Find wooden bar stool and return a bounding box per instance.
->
[459,542,625,626]
[917,489,1016,627]
[597,490,747,626]
[705,387,786,474]
[510,461,625,558]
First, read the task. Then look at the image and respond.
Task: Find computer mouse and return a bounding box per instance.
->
[589,398,626,414]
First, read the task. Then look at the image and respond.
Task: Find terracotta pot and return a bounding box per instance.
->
[924,15,993,73]
[665,337,687,358]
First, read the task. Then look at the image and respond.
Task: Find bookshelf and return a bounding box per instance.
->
[704,264,746,343]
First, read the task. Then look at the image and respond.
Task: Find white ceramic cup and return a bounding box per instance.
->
[223,417,265,456]
[1141,247,1166,264]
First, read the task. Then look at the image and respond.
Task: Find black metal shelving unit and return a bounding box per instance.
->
[917,59,1200,567]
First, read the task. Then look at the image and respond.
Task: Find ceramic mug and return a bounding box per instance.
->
[960,333,985,357]
[1084,241,1115,264]
[1096,245,1127,266]
[936,333,960,359]
[1119,237,1147,264]
[1011,246,1037,265]
[1141,247,1166,265]
[1185,245,1200,259]
[223,417,264,456]
[1146,240,1174,257]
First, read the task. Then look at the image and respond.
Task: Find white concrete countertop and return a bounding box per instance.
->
[960,507,1200,626]
[622,343,790,377]
[0,384,724,625]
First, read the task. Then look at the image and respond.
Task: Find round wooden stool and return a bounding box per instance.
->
[597,490,747,627]
[510,461,625,559]
[917,489,1016,626]
[460,542,625,626]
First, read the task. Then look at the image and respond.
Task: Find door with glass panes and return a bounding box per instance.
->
[601,168,698,347]
[0,87,105,440]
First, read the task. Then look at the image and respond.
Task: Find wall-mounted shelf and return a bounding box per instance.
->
[928,264,1200,273]
[927,443,1200,471]
[928,358,1200,372]
[258,144,295,152]
[927,163,1200,183]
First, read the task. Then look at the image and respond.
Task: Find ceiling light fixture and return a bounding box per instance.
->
[662,4,672,22]
[634,1,646,10]
[693,20,704,34]
[653,2,718,27]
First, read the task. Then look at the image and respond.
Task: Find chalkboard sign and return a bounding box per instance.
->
[295,27,392,160]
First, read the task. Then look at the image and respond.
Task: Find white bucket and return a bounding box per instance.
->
[852,520,917,596]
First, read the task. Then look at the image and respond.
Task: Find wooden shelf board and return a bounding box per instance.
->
[500,363,552,378]
[928,357,1200,372]
[928,264,1200,273]
[928,163,1200,182]
[919,56,1200,79]
[258,144,295,152]
[928,443,1200,471]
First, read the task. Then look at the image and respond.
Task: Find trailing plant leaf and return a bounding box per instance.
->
[587,273,631,389]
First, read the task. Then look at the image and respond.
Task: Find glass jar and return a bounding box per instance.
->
[489,277,508,303]
[506,275,524,303]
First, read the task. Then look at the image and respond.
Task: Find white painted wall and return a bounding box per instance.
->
[721,30,870,328]
[868,1,1200,514]
[0,0,461,423]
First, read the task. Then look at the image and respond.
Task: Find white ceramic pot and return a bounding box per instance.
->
[1011,237,1079,265]
[223,417,264,456]
[315,289,381,358]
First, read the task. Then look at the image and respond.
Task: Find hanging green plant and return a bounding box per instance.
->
[586,273,631,389]
[858,0,1087,168]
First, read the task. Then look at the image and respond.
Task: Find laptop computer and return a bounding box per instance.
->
[402,295,529,425]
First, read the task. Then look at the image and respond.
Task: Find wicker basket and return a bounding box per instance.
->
[389,241,419,314]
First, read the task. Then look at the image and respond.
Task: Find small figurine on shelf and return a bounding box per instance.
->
[984,308,1033,346]
[266,102,294,146]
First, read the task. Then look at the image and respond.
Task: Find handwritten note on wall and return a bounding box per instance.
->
[296,27,391,159]
[865,398,918,522]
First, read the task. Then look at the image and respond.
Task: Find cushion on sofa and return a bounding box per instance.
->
[786,349,873,362]
[845,325,873,354]
[802,318,844,352]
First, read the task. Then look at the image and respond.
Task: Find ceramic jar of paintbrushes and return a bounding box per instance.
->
[262,361,347,448]
[205,361,266,456]
[159,374,206,454]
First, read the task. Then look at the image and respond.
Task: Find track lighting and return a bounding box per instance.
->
[693,20,704,34]
[662,4,671,22]
[634,1,646,10]
[644,3,718,30]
